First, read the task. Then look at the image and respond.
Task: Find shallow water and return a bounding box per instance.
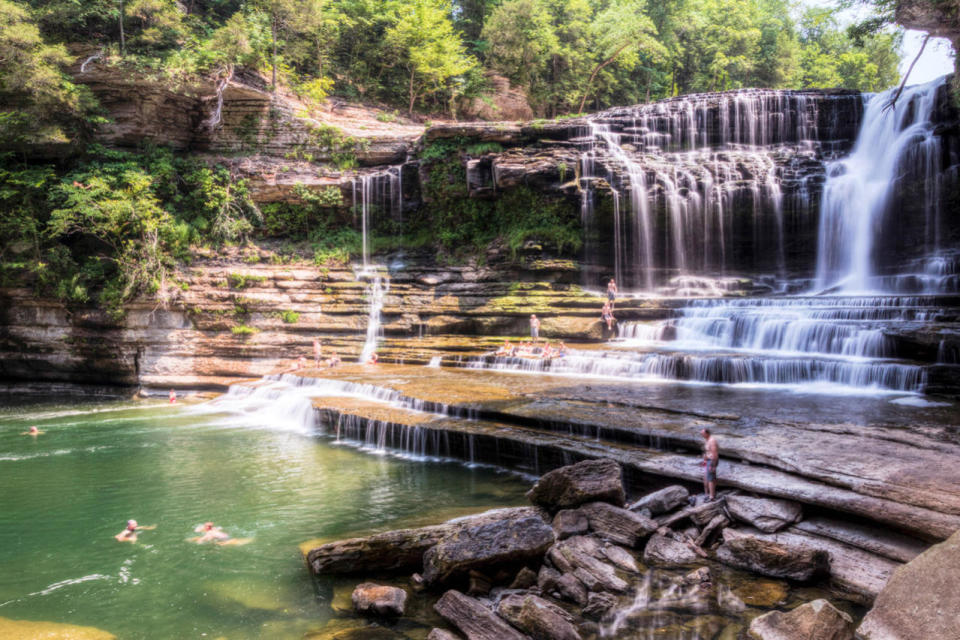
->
[0,395,529,639]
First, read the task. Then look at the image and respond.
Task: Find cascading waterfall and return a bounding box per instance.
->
[359,274,389,363]
[354,166,403,270]
[578,90,843,290]
[815,76,948,293]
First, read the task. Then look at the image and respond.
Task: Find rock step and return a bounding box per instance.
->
[309,396,960,541]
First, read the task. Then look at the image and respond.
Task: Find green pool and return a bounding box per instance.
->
[0,395,529,639]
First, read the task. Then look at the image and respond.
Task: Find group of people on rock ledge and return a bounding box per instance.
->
[527,278,619,343]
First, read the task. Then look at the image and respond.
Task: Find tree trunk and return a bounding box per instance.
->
[119,0,125,56]
[271,16,278,92]
[408,67,417,115]
[578,42,632,114]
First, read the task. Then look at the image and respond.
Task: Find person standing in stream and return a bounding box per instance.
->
[701,428,719,501]
[530,314,541,342]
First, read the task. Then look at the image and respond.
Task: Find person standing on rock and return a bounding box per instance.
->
[607,278,618,309]
[701,428,719,501]
[530,314,541,342]
[313,338,323,368]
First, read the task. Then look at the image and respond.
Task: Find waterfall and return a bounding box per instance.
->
[815,77,947,293]
[578,89,836,290]
[359,275,388,363]
[354,166,403,270]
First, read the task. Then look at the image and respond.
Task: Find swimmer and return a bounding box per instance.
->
[21,426,44,436]
[114,519,156,543]
[190,522,252,547]
[169,389,177,404]
[367,353,379,365]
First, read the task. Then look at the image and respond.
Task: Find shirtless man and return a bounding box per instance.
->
[530,314,541,342]
[114,519,156,543]
[22,426,43,436]
[701,428,719,501]
[313,338,323,367]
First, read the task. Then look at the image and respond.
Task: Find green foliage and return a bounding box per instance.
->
[376,111,399,123]
[231,324,260,336]
[227,273,267,289]
[465,142,503,155]
[275,309,300,323]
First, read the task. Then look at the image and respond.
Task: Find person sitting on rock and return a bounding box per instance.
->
[556,342,568,357]
[602,302,615,331]
[367,353,379,365]
[496,340,511,356]
[115,519,155,543]
[327,353,341,368]
[701,428,719,501]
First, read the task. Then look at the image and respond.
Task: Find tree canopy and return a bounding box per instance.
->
[3,0,905,122]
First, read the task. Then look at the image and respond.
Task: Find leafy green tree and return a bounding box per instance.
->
[385,0,476,114]
[482,0,557,88]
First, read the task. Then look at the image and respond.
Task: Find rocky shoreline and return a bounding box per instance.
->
[301,459,958,639]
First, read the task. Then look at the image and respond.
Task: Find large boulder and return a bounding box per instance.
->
[629,486,690,516]
[527,460,625,511]
[307,507,543,575]
[726,495,803,533]
[434,590,528,640]
[547,536,628,593]
[580,502,657,547]
[857,529,960,640]
[497,593,582,640]
[351,583,407,617]
[422,509,555,586]
[716,529,828,582]
[643,533,700,566]
[553,509,589,540]
[749,599,854,640]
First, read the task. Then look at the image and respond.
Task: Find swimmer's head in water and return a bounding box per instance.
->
[203,522,214,531]
[127,520,137,530]
[29,426,38,433]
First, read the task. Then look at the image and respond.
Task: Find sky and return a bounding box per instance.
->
[802,0,955,85]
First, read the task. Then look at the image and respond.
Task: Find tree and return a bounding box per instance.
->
[482,0,558,88]
[385,0,476,114]
[578,0,665,112]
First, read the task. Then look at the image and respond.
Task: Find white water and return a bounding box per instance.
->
[354,167,403,269]
[816,77,947,292]
[359,274,389,363]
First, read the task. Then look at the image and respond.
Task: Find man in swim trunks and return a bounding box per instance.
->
[701,428,719,501]
[22,426,43,436]
[607,278,618,309]
[530,314,540,342]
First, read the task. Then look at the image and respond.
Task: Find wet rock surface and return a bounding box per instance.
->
[434,590,527,640]
[497,593,582,640]
[725,495,803,533]
[628,486,690,516]
[749,599,854,640]
[643,533,700,567]
[351,583,407,617]
[716,528,828,582]
[527,459,626,511]
[856,529,960,640]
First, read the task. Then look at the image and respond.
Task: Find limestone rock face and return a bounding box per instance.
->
[496,593,582,640]
[547,536,628,593]
[629,486,690,516]
[434,590,528,640]
[856,529,960,640]
[643,533,700,566]
[725,495,803,533]
[749,599,854,640]
[422,510,555,586]
[716,528,828,582]
[459,73,535,122]
[527,459,626,511]
[351,583,407,617]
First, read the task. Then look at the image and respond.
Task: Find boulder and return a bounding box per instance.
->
[658,499,726,529]
[602,544,641,573]
[857,529,960,640]
[422,510,555,586]
[643,533,700,566]
[308,507,544,575]
[510,567,539,590]
[547,536,629,593]
[683,567,712,585]
[434,590,528,640]
[629,486,690,516]
[726,495,803,533]
[497,593,582,640]
[351,583,407,617]
[716,528,828,582]
[527,459,625,511]
[537,566,587,605]
[552,509,589,539]
[580,502,657,547]
[749,599,854,640]
[582,592,619,619]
